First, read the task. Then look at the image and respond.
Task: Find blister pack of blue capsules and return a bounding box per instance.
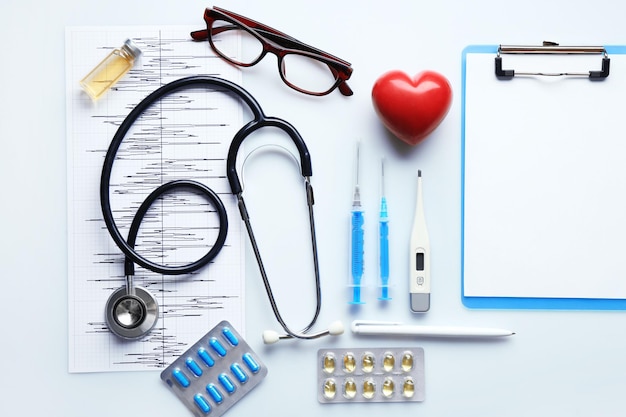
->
[161,321,268,417]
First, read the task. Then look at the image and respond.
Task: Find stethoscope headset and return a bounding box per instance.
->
[101,76,343,343]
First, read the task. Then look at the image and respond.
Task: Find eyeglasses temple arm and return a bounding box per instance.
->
[191,25,351,69]
[338,81,353,96]
[256,30,352,67]
[191,26,236,41]
[190,29,208,41]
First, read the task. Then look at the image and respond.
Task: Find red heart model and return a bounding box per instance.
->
[372,70,452,146]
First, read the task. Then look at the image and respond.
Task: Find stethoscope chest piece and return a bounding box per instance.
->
[105,283,158,340]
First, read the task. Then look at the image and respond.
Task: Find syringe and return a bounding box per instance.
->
[350,140,365,304]
[379,157,391,300]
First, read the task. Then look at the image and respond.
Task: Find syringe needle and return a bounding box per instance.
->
[350,140,364,304]
[379,157,390,300]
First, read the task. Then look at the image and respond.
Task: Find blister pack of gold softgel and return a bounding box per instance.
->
[161,321,267,416]
[317,347,425,403]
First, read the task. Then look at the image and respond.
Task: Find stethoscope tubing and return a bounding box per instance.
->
[101,75,326,341]
[226,116,312,195]
[100,76,236,275]
[122,179,228,276]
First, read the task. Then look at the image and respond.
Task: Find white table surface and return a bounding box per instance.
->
[2,1,626,416]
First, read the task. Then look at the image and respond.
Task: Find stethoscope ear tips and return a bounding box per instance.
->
[328,321,345,336]
[262,330,281,344]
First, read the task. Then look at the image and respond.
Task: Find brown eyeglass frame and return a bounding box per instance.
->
[191,7,353,97]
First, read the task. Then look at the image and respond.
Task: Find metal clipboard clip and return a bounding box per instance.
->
[495,41,610,80]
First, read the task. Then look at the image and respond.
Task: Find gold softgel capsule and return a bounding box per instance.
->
[323,378,337,399]
[343,353,357,373]
[361,352,375,373]
[322,353,336,374]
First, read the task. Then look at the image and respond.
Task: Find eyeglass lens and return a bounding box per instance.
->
[211,18,341,95]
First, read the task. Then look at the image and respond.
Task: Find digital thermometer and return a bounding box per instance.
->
[410,170,430,312]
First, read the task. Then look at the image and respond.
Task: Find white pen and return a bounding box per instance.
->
[351,320,515,338]
[410,170,430,312]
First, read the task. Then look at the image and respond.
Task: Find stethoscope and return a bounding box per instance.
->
[101,76,343,342]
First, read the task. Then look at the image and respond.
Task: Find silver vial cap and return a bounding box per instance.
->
[122,38,142,59]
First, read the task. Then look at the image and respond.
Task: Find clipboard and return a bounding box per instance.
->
[461,43,626,309]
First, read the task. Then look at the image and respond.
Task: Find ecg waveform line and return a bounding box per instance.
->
[67,27,244,373]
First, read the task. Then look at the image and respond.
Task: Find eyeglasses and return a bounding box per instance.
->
[191,7,354,97]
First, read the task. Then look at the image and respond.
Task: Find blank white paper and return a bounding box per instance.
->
[463,50,626,300]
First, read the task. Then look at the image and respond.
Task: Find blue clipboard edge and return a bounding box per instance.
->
[460,44,626,310]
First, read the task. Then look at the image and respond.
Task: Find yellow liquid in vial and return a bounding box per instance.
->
[362,378,376,399]
[401,352,414,372]
[402,377,415,398]
[323,378,337,399]
[323,353,336,374]
[361,353,375,373]
[343,378,357,399]
[343,353,357,373]
[80,51,133,100]
[382,353,395,372]
[382,377,395,398]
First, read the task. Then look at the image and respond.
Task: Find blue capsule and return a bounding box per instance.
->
[193,393,211,414]
[230,363,248,383]
[206,383,224,404]
[185,357,203,377]
[222,327,239,346]
[242,353,261,373]
[209,337,227,357]
[198,347,215,367]
[172,368,190,388]
[218,373,236,393]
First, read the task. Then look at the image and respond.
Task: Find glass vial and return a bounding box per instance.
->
[80,39,141,100]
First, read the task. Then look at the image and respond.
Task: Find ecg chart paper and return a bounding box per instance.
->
[66,27,245,373]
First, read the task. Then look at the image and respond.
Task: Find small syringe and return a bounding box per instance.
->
[350,141,365,304]
[379,157,391,300]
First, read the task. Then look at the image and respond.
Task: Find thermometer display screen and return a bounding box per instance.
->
[416,253,424,271]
